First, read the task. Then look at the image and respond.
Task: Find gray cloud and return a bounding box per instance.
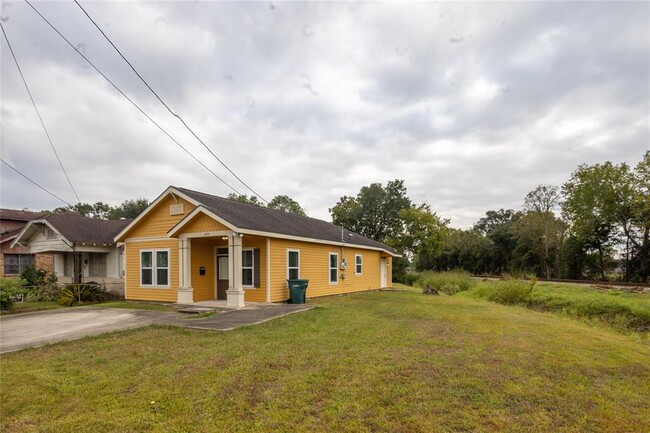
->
[1,1,648,228]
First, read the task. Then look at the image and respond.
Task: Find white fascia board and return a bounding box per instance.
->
[167,205,238,238]
[10,219,72,249]
[113,186,201,243]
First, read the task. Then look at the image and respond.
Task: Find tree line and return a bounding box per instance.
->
[330,152,649,283]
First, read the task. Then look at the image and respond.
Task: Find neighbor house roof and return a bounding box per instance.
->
[43,212,133,244]
[12,212,133,248]
[116,186,399,256]
[0,208,44,222]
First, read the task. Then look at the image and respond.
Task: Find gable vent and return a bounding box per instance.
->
[170,204,185,215]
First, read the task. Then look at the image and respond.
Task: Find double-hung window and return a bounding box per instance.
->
[3,254,33,275]
[355,254,363,275]
[141,250,169,287]
[329,253,338,284]
[242,249,254,287]
[287,250,300,280]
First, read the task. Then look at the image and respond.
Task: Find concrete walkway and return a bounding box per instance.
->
[0,303,314,354]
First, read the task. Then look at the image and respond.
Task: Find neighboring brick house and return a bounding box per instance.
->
[11,212,132,296]
[0,209,53,278]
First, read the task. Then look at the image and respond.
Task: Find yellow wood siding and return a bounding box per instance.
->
[189,238,220,302]
[125,195,196,239]
[124,239,179,302]
[177,213,230,235]
[268,239,385,302]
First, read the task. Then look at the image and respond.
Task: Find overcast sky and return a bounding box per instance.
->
[1,1,648,228]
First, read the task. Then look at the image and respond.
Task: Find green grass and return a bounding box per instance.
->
[0,302,66,315]
[186,311,219,319]
[1,288,649,432]
[415,270,477,294]
[463,281,650,333]
[94,301,177,312]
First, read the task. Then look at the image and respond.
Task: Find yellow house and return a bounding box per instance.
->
[114,186,398,307]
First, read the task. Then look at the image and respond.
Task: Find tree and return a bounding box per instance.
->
[473,209,522,274]
[330,179,411,242]
[523,185,562,278]
[562,163,618,280]
[52,202,111,219]
[267,195,307,216]
[389,204,448,271]
[227,194,263,206]
[107,199,150,219]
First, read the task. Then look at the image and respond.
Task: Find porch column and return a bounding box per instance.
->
[177,237,194,304]
[226,232,245,308]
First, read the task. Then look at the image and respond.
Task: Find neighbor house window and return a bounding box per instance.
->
[88,253,107,277]
[287,250,300,280]
[242,249,254,287]
[355,254,363,275]
[329,253,338,284]
[44,227,57,239]
[140,250,169,287]
[3,254,33,275]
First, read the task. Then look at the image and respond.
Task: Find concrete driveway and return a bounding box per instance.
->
[0,304,314,354]
[0,307,177,354]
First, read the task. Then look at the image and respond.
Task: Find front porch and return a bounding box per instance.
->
[175,230,269,308]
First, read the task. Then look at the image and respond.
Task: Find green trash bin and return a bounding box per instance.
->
[287,279,309,304]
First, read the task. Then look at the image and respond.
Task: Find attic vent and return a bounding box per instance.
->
[170,204,185,215]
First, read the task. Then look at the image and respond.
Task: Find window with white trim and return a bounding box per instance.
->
[287,250,300,280]
[140,249,169,287]
[242,248,254,287]
[329,253,338,284]
[355,254,363,275]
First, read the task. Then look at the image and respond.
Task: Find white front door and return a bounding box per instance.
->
[380,258,387,287]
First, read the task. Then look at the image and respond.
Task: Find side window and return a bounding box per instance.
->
[242,249,254,287]
[355,254,363,275]
[287,250,300,280]
[329,253,338,284]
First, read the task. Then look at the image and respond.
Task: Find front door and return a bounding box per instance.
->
[216,248,229,300]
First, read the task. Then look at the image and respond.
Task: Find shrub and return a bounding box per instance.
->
[0,277,28,311]
[404,273,420,287]
[58,283,104,306]
[25,272,61,302]
[476,277,537,305]
[418,271,476,295]
[20,267,47,287]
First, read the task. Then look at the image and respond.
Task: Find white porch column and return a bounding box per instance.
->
[177,237,194,304]
[226,232,245,308]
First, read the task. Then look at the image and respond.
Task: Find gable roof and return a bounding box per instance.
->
[13,212,133,247]
[43,212,133,244]
[116,186,398,256]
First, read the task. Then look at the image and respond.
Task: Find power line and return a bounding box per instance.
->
[23,0,243,197]
[1,158,73,206]
[74,0,268,204]
[0,21,81,204]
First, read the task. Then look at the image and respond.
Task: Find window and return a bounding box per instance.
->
[287,250,300,280]
[140,250,169,287]
[3,254,34,275]
[242,249,254,287]
[355,254,363,275]
[88,253,107,277]
[329,253,338,284]
[44,227,56,239]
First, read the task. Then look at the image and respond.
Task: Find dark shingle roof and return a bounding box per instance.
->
[175,187,397,254]
[0,208,44,222]
[44,212,132,244]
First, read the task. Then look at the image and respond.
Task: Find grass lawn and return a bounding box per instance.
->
[463,281,650,333]
[94,301,177,312]
[1,287,649,432]
[0,302,65,315]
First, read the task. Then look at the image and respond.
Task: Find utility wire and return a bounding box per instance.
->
[1,21,81,204]
[74,0,268,204]
[1,159,73,206]
[23,0,243,196]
